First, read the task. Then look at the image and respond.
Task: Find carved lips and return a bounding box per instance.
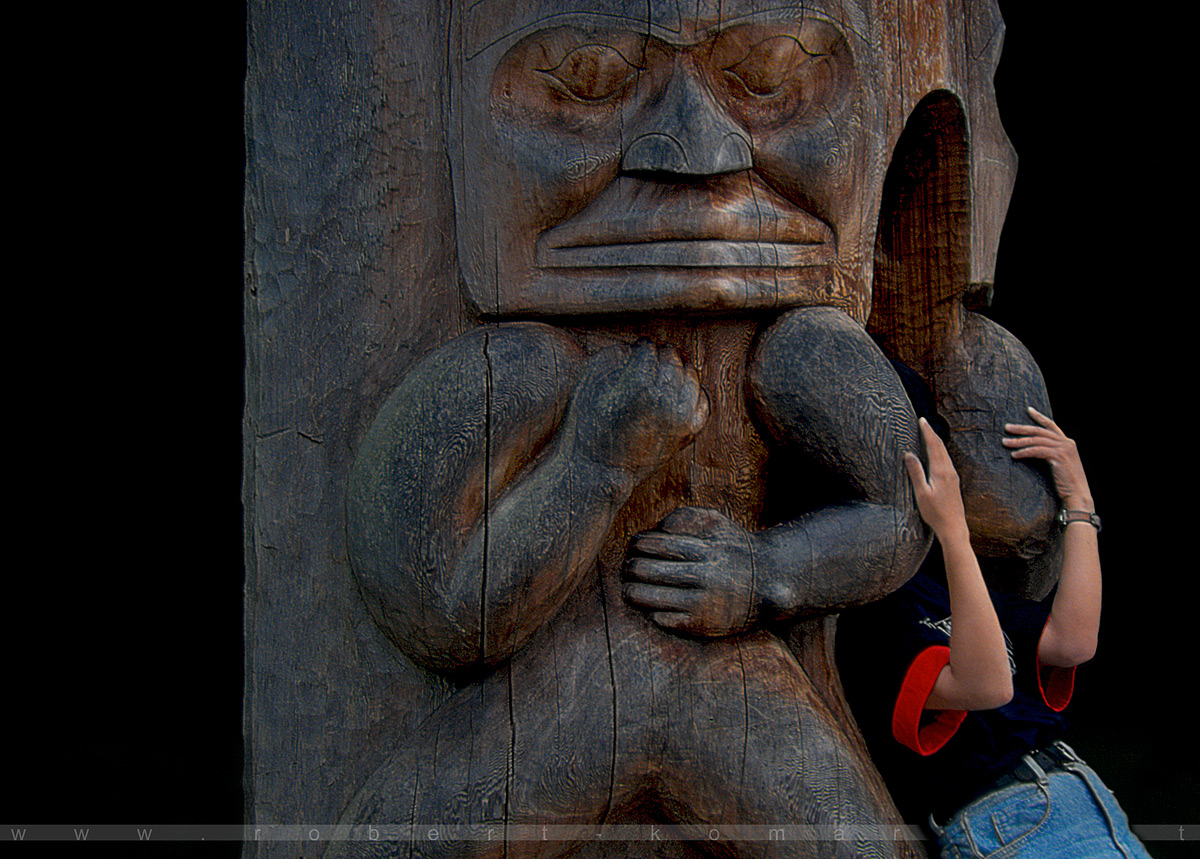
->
[536,173,834,270]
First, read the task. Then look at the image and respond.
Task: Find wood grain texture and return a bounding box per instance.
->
[333,307,924,856]
[246,1,1056,856]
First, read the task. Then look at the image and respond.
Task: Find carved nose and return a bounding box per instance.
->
[622,71,752,177]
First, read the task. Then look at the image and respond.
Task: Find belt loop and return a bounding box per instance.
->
[1054,740,1082,763]
[1022,753,1049,785]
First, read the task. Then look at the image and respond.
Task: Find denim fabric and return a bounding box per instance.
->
[931,756,1152,859]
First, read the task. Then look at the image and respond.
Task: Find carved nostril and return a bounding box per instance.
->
[713,132,753,174]
[622,133,690,174]
[621,129,752,177]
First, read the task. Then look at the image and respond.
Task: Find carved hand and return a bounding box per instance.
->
[623,506,762,637]
[567,340,709,481]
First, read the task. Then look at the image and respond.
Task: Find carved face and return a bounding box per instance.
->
[451,0,886,320]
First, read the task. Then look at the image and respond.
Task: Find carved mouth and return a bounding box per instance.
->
[536,174,833,269]
[539,240,828,268]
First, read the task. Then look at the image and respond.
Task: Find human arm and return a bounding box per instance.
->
[1003,406,1100,667]
[906,418,1014,711]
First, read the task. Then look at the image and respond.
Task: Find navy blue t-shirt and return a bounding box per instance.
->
[836,563,1076,824]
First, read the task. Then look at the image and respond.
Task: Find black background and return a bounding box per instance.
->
[974,7,1194,855]
[11,3,1193,857]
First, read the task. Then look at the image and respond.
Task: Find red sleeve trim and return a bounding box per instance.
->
[1037,665,1075,711]
[891,645,967,756]
[1035,620,1077,712]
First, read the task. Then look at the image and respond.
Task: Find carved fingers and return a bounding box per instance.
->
[568,340,709,480]
[623,506,758,637]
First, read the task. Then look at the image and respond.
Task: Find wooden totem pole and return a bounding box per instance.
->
[244,1,1060,857]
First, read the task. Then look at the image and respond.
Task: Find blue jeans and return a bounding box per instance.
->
[930,745,1152,859]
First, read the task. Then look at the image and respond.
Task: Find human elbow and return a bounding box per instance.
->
[1040,618,1098,668]
[959,674,1014,711]
[1042,635,1098,668]
[976,676,1014,710]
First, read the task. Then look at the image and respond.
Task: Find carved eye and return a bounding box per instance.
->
[722,35,819,96]
[538,44,640,102]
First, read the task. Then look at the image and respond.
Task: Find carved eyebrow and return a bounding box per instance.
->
[533,42,647,74]
[466,10,659,59]
[719,33,826,69]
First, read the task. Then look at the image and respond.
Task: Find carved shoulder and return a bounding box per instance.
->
[932,312,1059,597]
[749,306,920,501]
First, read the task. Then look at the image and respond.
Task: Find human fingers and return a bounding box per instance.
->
[1003,422,1057,437]
[624,583,701,612]
[1008,445,1059,461]
[1026,406,1062,433]
[1003,425,1079,462]
[1003,423,1066,449]
[919,418,957,479]
[1001,434,1064,449]
[904,450,929,492]
[629,532,709,562]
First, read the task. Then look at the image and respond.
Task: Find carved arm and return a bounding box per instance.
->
[347,323,706,673]
[624,307,930,636]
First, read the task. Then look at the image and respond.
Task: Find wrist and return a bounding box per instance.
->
[1060,493,1094,513]
[1057,507,1101,532]
[756,528,811,620]
[934,523,972,548]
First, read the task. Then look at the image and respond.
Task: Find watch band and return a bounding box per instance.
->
[1057,508,1102,532]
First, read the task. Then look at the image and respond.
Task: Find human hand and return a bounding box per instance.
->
[1002,407,1093,509]
[623,506,759,637]
[904,418,969,542]
[567,340,709,481]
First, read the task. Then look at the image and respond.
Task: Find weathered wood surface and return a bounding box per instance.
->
[245,1,1062,856]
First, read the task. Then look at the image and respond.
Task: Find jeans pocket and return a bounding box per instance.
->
[958,782,1050,857]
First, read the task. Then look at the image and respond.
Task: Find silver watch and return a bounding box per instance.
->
[1057,508,1102,532]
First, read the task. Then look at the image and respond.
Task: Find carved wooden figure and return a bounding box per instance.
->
[244,1,1061,857]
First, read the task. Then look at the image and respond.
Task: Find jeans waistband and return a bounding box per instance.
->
[930,741,1083,832]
